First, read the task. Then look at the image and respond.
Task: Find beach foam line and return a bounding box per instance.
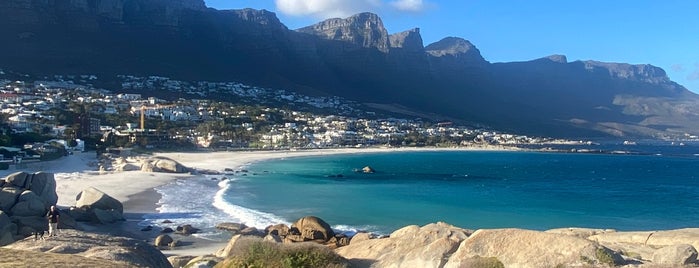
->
[213,179,290,229]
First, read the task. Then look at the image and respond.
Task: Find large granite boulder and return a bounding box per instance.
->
[154,234,174,247]
[216,222,247,233]
[290,216,335,242]
[74,187,123,223]
[0,172,58,244]
[3,229,172,268]
[444,228,624,268]
[335,222,471,268]
[216,234,264,258]
[0,186,23,211]
[265,223,290,237]
[651,244,698,265]
[10,190,46,217]
[589,228,699,250]
[26,172,58,206]
[141,157,187,173]
[0,211,17,246]
[4,172,29,188]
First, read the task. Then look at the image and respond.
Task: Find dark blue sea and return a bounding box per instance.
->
[147,142,699,239]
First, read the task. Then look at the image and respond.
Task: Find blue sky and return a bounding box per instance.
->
[205,0,699,93]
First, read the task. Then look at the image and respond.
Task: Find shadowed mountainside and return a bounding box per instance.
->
[1,0,698,138]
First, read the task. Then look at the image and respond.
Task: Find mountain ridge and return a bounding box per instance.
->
[0,1,697,139]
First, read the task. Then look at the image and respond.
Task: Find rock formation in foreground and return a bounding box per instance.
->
[0,172,59,246]
[3,229,172,268]
[210,216,699,268]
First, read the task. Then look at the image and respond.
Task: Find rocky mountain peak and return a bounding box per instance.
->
[297,12,390,52]
[232,8,288,30]
[582,61,670,84]
[389,28,424,51]
[540,54,568,63]
[425,37,486,63]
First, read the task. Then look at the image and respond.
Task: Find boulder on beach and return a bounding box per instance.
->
[216,222,248,233]
[291,216,335,242]
[175,224,199,235]
[154,234,174,247]
[140,157,187,173]
[74,187,124,223]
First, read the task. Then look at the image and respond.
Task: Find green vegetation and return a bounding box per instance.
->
[459,256,505,268]
[595,247,618,267]
[216,240,347,268]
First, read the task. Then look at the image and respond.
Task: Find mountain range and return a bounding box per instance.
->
[1,0,698,139]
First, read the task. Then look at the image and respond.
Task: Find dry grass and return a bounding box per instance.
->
[0,248,135,268]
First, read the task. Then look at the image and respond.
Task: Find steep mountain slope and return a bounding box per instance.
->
[0,0,697,139]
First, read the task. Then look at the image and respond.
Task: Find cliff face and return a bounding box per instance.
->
[0,6,697,138]
[298,12,391,52]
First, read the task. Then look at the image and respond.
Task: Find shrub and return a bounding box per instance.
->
[216,241,348,268]
[459,256,505,268]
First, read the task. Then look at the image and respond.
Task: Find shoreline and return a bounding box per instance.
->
[4,145,692,259]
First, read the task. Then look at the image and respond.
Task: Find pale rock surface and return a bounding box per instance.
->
[3,229,172,268]
[349,232,372,245]
[444,228,622,268]
[216,234,264,258]
[335,222,471,268]
[185,255,222,268]
[168,255,195,268]
[651,244,698,265]
[589,229,699,250]
[545,227,616,238]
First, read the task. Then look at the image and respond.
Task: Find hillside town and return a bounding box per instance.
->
[0,69,581,161]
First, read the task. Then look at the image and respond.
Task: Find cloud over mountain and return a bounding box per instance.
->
[389,0,426,12]
[274,0,429,18]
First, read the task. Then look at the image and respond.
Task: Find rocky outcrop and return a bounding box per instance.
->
[140,157,188,173]
[298,12,391,52]
[336,222,471,268]
[445,228,623,268]
[425,37,486,64]
[0,172,58,245]
[651,244,698,265]
[216,234,264,258]
[389,28,424,51]
[290,216,335,242]
[3,229,172,268]
[589,228,699,251]
[73,187,124,224]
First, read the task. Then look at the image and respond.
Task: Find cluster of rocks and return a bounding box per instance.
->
[0,172,59,245]
[107,156,189,173]
[188,216,699,268]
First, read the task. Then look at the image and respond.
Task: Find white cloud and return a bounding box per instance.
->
[275,0,381,18]
[389,0,425,12]
[274,0,429,19]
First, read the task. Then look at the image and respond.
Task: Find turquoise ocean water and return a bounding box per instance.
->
[148,147,699,239]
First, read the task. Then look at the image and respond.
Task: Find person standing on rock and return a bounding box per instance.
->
[46,205,60,237]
